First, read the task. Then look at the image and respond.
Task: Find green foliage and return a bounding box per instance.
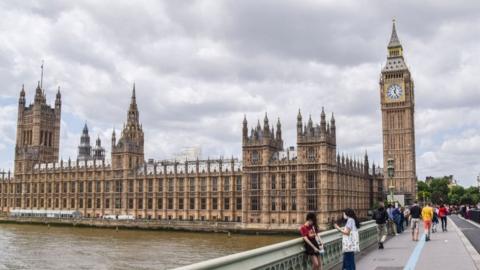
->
[417,179,479,205]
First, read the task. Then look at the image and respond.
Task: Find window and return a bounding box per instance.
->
[167,198,173,209]
[307,196,317,211]
[189,198,195,210]
[115,198,122,209]
[40,183,45,193]
[224,198,230,210]
[104,181,110,192]
[147,198,153,209]
[47,183,52,193]
[63,199,67,208]
[271,175,276,190]
[157,198,163,209]
[271,197,276,211]
[212,198,218,210]
[158,179,163,192]
[87,182,92,193]
[168,179,174,192]
[252,151,259,164]
[129,199,134,209]
[70,198,75,208]
[189,178,195,192]
[281,197,286,211]
[138,180,143,192]
[148,179,153,192]
[69,182,74,193]
[212,177,218,192]
[105,198,110,209]
[201,198,206,210]
[96,198,101,208]
[128,180,134,192]
[178,178,184,192]
[79,182,84,193]
[291,196,297,211]
[96,181,101,193]
[55,183,60,193]
[307,172,316,189]
[223,177,230,191]
[87,198,92,209]
[291,174,296,189]
[200,178,207,192]
[78,198,83,208]
[236,176,242,192]
[307,147,315,161]
[281,174,286,189]
[250,197,259,211]
[115,180,122,193]
[236,198,242,210]
[138,198,143,209]
[251,174,260,190]
[178,198,184,210]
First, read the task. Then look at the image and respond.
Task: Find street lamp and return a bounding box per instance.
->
[387,158,395,204]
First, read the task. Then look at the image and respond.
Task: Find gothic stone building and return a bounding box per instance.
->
[380,21,417,204]
[2,23,427,229]
[0,83,383,230]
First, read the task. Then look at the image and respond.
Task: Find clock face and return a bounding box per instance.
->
[387,84,403,100]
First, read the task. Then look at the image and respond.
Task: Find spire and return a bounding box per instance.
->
[19,84,25,105]
[276,117,282,140]
[297,109,303,136]
[20,84,25,97]
[320,107,326,132]
[242,114,248,139]
[388,19,402,49]
[82,123,88,134]
[263,112,269,133]
[40,60,44,89]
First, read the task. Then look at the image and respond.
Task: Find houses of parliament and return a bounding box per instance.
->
[0,21,416,230]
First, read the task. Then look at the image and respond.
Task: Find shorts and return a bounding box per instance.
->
[423,220,432,230]
[411,218,420,229]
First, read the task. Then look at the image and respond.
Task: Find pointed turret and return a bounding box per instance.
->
[77,123,92,161]
[55,86,61,107]
[388,19,401,49]
[320,107,326,132]
[111,128,116,147]
[276,117,282,140]
[34,81,43,104]
[297,109,303,136]
[242,114,248,140]
[263,112,269,134]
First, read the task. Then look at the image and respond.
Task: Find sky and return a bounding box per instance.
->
[0,0,479,187]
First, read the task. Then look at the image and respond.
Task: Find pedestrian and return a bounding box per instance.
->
[335,208,360,270]
[422,202,434,241]
[409,201,421,241]
[300,212,324,270]
[403,207,410,228]
[387,204,397,236]
[438,204,448,232]
[432,206,439,233]
[392,206,402,233]
[372,201,388,249]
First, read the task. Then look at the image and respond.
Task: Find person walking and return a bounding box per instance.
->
[335,208,360,270]
[409,201,421,241]
[432,206,439,233]
[403,206,410,228]
[300,213,324,270]
[439,204,448,232]
[392,206,402,233]
[373,202,388,249]
[387,204,397,236]
[422,202,434,241]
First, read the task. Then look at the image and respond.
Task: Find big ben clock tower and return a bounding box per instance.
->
[380,20,417,205]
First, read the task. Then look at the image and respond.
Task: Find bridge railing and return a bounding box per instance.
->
[174,220,377,270]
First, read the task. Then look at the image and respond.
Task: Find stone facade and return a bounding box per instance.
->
[380,21,417,205]
[0,82,383,230]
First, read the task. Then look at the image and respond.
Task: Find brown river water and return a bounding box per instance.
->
[0,223,294,270]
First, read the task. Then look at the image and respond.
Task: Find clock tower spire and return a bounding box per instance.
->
[380,19,417,205]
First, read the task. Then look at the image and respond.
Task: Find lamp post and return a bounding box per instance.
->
[387,158,395,204]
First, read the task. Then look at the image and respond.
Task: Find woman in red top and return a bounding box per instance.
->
[438,204,448,232]
[300,212,324,270]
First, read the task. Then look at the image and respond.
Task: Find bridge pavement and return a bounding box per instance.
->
[356,217,479,270]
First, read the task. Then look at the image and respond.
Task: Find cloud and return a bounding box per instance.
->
[0,0,479,187]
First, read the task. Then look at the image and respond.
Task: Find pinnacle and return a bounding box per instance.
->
[388,19,402,48]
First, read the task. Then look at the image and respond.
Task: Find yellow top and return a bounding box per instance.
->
[421,206,434,221]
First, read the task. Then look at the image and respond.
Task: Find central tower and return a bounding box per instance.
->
[380,20,417,204]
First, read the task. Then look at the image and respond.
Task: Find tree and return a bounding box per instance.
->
[429,178,449,204]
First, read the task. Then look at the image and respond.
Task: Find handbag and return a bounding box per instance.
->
[342,230,360,253]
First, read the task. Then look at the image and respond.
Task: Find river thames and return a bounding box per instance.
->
[0,223,294,270]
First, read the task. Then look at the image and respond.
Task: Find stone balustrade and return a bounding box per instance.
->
[174,220,377,270]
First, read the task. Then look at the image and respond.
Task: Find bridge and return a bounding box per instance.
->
[174,215,480,270]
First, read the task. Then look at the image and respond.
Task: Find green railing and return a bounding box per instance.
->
[174,220,377,270]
